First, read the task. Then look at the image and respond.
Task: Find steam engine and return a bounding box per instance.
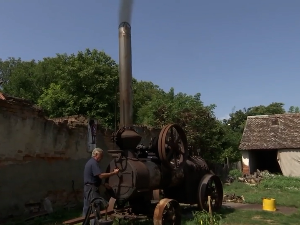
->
[105,21,223,222]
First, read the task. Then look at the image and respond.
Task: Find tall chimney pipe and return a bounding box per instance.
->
[116,21,141,151]
[118,22,133,128]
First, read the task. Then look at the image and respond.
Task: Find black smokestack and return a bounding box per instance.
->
[118,0,134,128]
[117,0,142,151]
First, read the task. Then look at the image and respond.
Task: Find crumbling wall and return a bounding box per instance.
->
[0,96,159,219]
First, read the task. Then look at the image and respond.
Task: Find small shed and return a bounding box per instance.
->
[239,113,300,177]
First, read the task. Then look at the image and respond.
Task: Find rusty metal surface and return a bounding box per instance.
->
[108,157,161,201]
[198,174,223,211]
[153,190,160,201]
[158,124,189,170]
[119,22,133,128]
[153,198,181,225]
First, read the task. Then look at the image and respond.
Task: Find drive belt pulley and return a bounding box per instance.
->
[158,124,189,170]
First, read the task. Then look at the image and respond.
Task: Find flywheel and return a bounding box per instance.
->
[158,124,188,170]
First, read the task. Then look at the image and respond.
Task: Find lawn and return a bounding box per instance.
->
[219,173,300,225]
[3,173,300,225]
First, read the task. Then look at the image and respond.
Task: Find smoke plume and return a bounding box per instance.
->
[119,0,134,24]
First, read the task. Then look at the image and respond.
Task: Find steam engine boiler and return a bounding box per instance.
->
[105,21,223,224]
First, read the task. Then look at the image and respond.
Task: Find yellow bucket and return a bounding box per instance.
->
[262,198,276,211]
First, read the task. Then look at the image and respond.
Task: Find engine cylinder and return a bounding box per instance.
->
[108,158,162,201]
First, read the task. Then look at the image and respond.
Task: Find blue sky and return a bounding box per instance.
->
[1,0,300,120]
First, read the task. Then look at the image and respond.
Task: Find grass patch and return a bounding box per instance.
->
[224,177,300,208]
[260,174,300,191]
[4,175,300,225]
[220,208,300,225]
[220,174,300,225]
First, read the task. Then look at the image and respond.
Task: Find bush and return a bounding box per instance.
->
[229,169,242,179]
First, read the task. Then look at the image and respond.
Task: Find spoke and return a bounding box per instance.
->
[175,136,180,144]
[174,157,178,167]
[178,146,184,154]
[167,149,174,161]
[170,128,174,142]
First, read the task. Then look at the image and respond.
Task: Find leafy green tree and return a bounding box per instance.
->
[224,102,286,133]
[2,59,38,101]
[248,102,285,116]
[288,106,300,113]
[38,49,119,128]
[136,89,227,163]
[132,80,165,124]
[0,57,23,88]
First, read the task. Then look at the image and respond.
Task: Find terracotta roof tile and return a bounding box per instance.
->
[239,113,300,150]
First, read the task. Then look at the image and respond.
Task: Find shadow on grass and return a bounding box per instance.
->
[218,206,236,219]
[1,205,83,225]
[2,204,237,225]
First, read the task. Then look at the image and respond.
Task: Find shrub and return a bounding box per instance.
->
[229,169,242,179]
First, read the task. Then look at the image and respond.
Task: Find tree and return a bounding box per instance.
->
[136,89,227,163]
[132,80,165,124]
[38,49,119,128]
[288,106,300,113]
[0,57,23,89]
[224,102,286,132]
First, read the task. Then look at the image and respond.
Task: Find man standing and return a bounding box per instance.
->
[83,148,119,218]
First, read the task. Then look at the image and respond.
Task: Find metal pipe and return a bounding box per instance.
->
[118,22,133,128]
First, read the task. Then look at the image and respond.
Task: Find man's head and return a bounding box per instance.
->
[92,148,104,162]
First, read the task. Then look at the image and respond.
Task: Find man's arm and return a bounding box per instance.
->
[92,160,120,179]
[99,170,118,179]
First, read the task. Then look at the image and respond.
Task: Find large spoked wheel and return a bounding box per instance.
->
[198,174,223,211]
[158,124,188,170]
[153,198,181,225]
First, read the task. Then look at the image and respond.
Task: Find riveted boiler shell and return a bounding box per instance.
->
[108,158,161,200]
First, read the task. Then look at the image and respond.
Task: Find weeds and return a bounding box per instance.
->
[189,210,222,225]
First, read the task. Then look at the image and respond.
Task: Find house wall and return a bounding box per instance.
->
[241,150,250,174]
[242,149,286,175]
[277,149,300,176]
[0,97,160,219]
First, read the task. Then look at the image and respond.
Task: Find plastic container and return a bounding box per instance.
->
[262,198,276,211]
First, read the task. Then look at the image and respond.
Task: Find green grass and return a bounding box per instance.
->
[224,176,300,208]
[218,174,300,225]
[4,175,300,225]
[221,208,300,225]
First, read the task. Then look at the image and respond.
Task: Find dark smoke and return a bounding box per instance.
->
[119,0,134,24]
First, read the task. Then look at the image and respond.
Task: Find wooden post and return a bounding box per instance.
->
[208,196,213,225]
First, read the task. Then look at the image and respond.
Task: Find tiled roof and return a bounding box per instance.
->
[239,113,300,150]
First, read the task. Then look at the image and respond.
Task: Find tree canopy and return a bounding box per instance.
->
[0,48,297,163]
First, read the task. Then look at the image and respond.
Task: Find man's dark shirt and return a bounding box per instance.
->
[84,158,102,187]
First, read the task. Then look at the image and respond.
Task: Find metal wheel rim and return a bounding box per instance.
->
[153,198,181,225]
[198,174,223,211]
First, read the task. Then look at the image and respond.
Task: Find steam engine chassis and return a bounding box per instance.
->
[79,19,224,225]
[105,124,224,224]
